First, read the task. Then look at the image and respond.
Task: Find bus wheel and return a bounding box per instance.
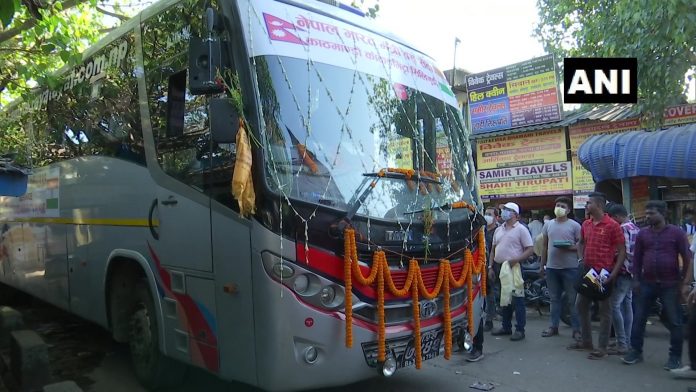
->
[130,281,186,389]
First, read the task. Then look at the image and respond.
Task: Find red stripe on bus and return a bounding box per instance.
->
[147,243,220,373]
[295,243,474,301]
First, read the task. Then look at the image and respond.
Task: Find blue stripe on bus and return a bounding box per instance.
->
[195,300,218,338]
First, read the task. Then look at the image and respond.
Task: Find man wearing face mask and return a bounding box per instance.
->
[623,200,692,370]
[540,196,582,340]
[489,202,534,341]
[569,192,625,360]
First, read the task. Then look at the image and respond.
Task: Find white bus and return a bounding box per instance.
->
[0,0,485,390]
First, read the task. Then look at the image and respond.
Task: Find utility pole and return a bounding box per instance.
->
[452,37,461,88]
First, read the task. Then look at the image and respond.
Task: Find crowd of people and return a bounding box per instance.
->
[467,193,696,392]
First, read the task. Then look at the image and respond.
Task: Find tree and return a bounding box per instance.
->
[535,0,696,125]
[0,0,140,106]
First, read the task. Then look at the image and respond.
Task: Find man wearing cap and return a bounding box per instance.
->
[489,202,534,341]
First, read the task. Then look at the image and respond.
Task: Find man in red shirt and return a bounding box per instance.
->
[568,192,626,359]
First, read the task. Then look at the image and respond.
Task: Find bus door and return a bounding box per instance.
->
[148,68,213,273]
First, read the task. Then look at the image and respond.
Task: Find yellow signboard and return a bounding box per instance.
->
[569,119,640,151]
[478,161,572,199]
[387,137,413,169]
[507,71,557,97]
[476,128,566,170]
[571,155,595,193]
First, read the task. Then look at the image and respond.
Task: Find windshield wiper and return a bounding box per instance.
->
[362,171,442,184]
[404,201,476,215]
[344,177,381,221]
[343,170,443,222]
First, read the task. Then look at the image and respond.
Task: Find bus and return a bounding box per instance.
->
[0,0,485,390]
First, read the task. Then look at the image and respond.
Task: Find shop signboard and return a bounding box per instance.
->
[663,103,696,126]
[478,161,572,199]
[476,128,566,170]
[569,118,640,194]
[630,176,650,219]
[467,54,562,134]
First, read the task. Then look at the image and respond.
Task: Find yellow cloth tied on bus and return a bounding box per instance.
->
[232,119,256,217]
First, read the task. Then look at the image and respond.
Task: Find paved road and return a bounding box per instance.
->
[85,308,692,392]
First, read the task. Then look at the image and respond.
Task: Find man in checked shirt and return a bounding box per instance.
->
[623,200,692,370]
[568,192,625,359]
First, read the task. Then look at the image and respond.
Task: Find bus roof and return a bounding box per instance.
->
[2,0,435,112]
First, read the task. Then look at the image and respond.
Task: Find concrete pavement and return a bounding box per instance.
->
[87,309,691,391]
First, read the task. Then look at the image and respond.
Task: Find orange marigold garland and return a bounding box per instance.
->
[376,252,386,362]
[465,249,475,336]
[411,282,422,369]
[384,259,416,297]
[443,262,453,360]
[478,228,487,296]
[344,232,354,348]
[342,224,488,369]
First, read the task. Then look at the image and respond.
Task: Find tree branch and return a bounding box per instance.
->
[95,6,129,21]
[0,0,85,44]
[0,47,41,53]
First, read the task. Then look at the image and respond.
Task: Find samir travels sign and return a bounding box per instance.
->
[478,161,572,199]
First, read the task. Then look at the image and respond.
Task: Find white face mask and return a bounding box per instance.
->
[554,207,567,218]
[501,210,514,221]
[484,215,494,225]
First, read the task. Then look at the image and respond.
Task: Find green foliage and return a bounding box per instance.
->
[351,0,380,18]
[0,0,144,169]
[535,0,696,127]
[0,0,140,107]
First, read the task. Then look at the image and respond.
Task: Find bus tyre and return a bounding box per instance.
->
[130,281,186,389]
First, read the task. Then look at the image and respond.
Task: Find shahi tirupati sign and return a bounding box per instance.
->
[476,128,566,170]
[478,162,572,199]
[569,118,640,194]
[466,54,562,134]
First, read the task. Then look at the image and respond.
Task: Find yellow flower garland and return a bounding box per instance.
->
[343,227,488,368]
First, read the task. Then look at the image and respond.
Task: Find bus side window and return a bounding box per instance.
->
[142,0,238,212]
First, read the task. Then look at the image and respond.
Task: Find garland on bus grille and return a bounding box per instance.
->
[343,224,486,369]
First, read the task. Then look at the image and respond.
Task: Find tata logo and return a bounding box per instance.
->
[419,300,438,319]
[563,58,637,104]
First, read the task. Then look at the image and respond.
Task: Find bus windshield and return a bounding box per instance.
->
[255,55,475,221]
[238,0,476,222]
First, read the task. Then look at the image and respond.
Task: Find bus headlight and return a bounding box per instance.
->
[320,286,336,305]
[293,274,310,294]
[318,284,344,309]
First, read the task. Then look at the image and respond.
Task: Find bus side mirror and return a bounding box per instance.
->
[189,8,226,95]
[188,36,225,95]
[209,98,239,143]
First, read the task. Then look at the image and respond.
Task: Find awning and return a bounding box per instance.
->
[577,122,696,182]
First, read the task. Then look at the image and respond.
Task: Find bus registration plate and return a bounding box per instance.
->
[398,329,443,368]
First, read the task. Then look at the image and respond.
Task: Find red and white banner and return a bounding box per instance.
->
[238,0,458,107]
